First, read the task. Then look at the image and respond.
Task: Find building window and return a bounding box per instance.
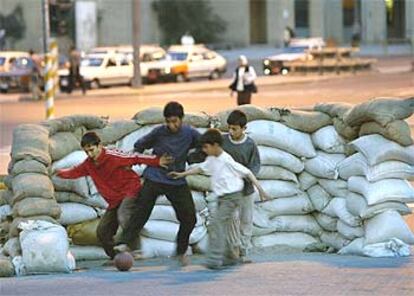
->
[294,0,309,28]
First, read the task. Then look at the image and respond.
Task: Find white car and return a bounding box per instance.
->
[145,44,227,83]
[263,38,325,75]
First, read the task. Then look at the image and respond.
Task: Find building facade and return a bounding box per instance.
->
[0,0,413,53]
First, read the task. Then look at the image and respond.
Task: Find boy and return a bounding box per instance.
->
[169,129,268,270]
[115,102,201,266]
[56,132,172,259]
[223,110,261,263]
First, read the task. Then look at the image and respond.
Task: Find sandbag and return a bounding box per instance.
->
[183,112,211,128]
[2,237,21,257]
[338,153,367,180]
[365,210,414,245]
[51,150,87,172]
[41,115,106,135]
[58,203,98,225]
[116,124,160,152]
[141,220,207,244]
[311,126,346,154]
[132,107,164,125]
[258,180,300,199]
[270,215,322,236]
[49,132,81,161]
[320,231,350,250]
[149,205,204,227]
[9,216,59,238]
[307,184,331,212]
[257,166,298,183]
[140,236,192,259]
[348,176,414,205]
[318,179,348,197]
[0,205,12,222]
[67,219,101,246]
[336,220,364,240]
[351,134,414,166]
[12,124,51,165]
[186,175,211,192]
[343,97,414,127]
[258,146,304,173]
[252,206,273,229]
[55,191,108,209]
[313,213,337,232]
[0,256,15,277]
[359,120,413,146]
[280,110,332,133]
[13,198,61,219]
[304,152,345,179]
[332,117,359,140]
[247,120,316,158]
[1,190,13,206]
[19,220,74,273]
[314,102,353,118]
[322,197,361,227]
[213,105,280,131]
[252,226,276,236]
[12,173,54,203]
[52,176,90,198]
[339,237,411,257]
[155,192,207,212]
[346,191,411,219]
[252,232,319,250]
[298,171,318,191]
[258,194,314,218]
[69,245,109,261]
[11,159,48,176]
[92,120,141,145]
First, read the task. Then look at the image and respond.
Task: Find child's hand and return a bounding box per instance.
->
[258,189,269,202]
[168,171,184,179]
[159,153,174,169]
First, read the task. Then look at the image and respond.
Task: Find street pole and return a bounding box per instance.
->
[42,0,50,54]
[131,0,142,88]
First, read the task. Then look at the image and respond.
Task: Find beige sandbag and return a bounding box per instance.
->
[67,219,101,246]
[0,190,13,205]
[186,175,211,192]
[257,166,298,183]
[258,193,314,218]
[0,256,15,277]
[55,191,108,209]
[12,124,51,166]
[9,215,59,237]
[41,115,106,135]
[314,102,354,118]
[343,97,414,127]
[49,132,81,161]
[116,124,160,152]
[332,117,359,140]
[258,180,301,200]
[92,120,141,145]
[132,107,164,125]
[52,176,89,198]
[183,112,211,128]
[2,237,21,257]
[258,146,304,173]
[280,110,332,133]
[213,105,281,131]
[270,215,323,236]
[252,232,319,250]
[359,120,413,146]
[13,198,61,219]
[11,159,48,176]
[12,173,54,203]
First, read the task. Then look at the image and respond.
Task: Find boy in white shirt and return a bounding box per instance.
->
[169,129,268,269]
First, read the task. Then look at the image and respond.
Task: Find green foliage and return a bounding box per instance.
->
[152,0,227,45]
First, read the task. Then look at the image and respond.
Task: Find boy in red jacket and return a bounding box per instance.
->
[56,132,172,259]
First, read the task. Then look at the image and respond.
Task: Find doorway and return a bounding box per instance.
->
[386,0,405,41]
[250,0,267,44]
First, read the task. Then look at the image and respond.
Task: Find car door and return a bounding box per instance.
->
[117,54,133,84]
[187,51,205,78]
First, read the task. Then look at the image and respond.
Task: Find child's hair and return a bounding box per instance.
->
[163,101,184,118]
[81,132,101,147]
[227,110,248,127]
[200,129,223,146]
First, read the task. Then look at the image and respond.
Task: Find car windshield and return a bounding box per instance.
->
[81,57,104,67]
[167,52,188,61]
[0,57,5,66]
[283,46,308,54]
[14,57,32,69]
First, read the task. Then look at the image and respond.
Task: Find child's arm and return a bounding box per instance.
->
[168,166,203,179]
[56,162,88,179]
[109,150,173,168]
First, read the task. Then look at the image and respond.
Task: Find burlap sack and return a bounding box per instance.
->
[280,110,332,133]
[52,176,89,198]
[67,218,101,246]
[359,120,413,146]
[13,198,61,219]
[132,107,164,125]
[55,191,108,209]
[9,215,59,237]
[332,117,359,140]
[11,160,48,176]
[186,175,211,192]
[0,190,13,206]
[343,97,414,127]
[49,132,81,161]
[92,120,141,145]
[41,115,107,135]
[0,256,15,277]
[257,166,298,183]
[12,124,51,166]
[314,102,353,118]
[2,237,21,257]
[183,112,211,128]
[12,173,54,204]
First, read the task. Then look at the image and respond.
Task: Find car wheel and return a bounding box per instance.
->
[175,73,186,83]
[209,70,220,80]
[90,79,101,89]
[281,68,289,75]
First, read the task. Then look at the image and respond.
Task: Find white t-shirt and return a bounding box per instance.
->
[197,151,251,197]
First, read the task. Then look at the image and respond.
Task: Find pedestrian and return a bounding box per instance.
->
[229,55,258,106]
[29,49,43,100]
[222,110,261,264]
[68,45,86,94]
[169,129,268,270]
[115,102,201,266]
[55,132,172,260]
[284,26,295,47]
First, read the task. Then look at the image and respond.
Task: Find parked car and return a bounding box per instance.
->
[0,51,30,72]
[145,44,227,83]
[0,56,35,93]
[262,38,325,75]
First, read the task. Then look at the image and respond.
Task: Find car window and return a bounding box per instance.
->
[190,53,203,62]
[202,52,216,60]
[167,52,188,61]
[0,57,5,66]
[106,58,117,67]
[81,57,104,67]
[118,55,130,66]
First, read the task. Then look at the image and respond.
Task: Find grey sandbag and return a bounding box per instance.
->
[49,132,81,161]
[332,117,359,140]
[314,102,353,118]
[9,215,59,237]
[12,124,51,166]
[92,120,141,145]
[359,120,413,147]
[183,112,211,128]
[0,190,13,205]
[343,97,414,127]
[12,173,54,204]
[280,109,332,133]
[11,160,49,176]
[41,115,107,135]
[13,198,61,219]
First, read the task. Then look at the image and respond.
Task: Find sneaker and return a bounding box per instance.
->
[113,244,130,253]
[177,254,190,266]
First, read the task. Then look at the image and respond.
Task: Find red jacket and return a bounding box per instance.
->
[57,148,160,209]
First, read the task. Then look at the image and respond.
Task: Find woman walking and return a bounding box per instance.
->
[229,55,257,105]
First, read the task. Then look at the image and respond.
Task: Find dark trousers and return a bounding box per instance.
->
[118,179,197,255]
[96,197,138,259]
[237,91,252,105]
